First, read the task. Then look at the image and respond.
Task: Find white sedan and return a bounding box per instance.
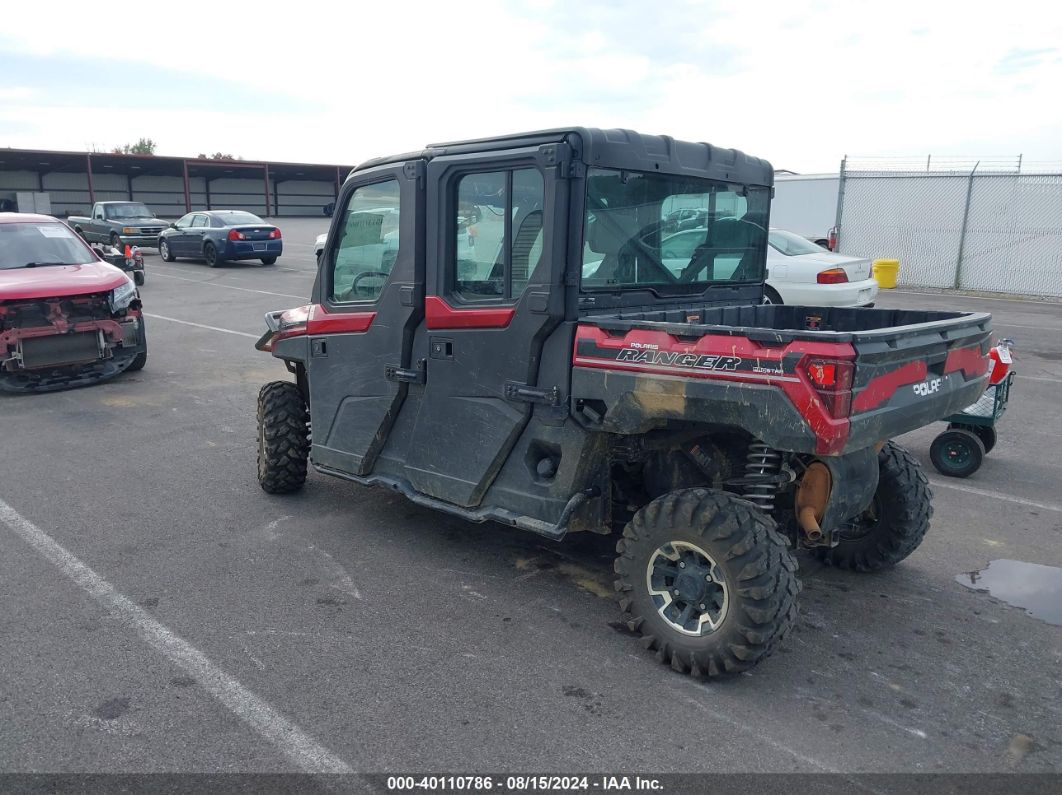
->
[656,227,877,307]
[764,229,878,306]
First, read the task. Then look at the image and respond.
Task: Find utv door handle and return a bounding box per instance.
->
[385,362,426,384]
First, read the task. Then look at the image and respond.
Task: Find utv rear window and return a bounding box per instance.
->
[451,168,544,302]
[329,180,402,303]
[581,168,770,293]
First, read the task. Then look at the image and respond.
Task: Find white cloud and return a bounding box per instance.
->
[0,87,35,100]
[2,0,1062,171]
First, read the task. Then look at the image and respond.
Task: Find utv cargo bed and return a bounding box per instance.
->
[573,304,993,456]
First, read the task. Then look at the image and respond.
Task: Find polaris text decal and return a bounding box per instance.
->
[912,378,943,397]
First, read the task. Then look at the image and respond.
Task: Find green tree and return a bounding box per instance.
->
[112,137,157,155]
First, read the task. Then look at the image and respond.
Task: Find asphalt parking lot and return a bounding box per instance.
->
[1,217,1060,775]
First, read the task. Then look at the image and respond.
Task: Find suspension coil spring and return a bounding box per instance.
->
[744,441,783,511]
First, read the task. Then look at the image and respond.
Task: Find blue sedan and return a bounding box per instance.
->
[158,210,283,267]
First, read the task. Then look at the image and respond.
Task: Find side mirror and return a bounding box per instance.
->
[169,222,177,229]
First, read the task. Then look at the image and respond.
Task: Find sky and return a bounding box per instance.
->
[2,0,1062,173]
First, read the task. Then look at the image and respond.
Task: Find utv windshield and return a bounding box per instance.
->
[581,168,769,293]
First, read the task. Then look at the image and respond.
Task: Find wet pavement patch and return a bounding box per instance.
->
[562,685,590,698]
[94,697,130,720]
[957,559,1062,626]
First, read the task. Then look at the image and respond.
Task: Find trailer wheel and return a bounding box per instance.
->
[257,381,310,494]
[930,428,985,478]
[818,442,933,570]
[614,488,799,677]
[948,422,996,454]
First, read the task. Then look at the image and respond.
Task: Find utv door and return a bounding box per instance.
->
[307,162,424,476]
[403,149,565,507]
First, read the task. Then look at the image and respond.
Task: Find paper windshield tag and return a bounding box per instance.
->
[38,225,69,238]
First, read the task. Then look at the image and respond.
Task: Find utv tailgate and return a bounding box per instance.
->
[571,305,992,456]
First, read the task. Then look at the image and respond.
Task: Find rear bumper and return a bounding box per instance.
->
[847,372,990,452]
[224,240,283,260]
[772,278,879,307]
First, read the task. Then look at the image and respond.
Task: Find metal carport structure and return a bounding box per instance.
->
[0,148,353,219]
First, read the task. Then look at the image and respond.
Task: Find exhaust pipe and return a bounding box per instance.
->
[795,462,832,542]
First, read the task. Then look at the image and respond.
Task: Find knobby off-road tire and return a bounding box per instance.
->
[257,381,310,494]
[614,488,800,677]
[817,441,933,571]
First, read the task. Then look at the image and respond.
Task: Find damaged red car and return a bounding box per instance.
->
[0,213,147,392]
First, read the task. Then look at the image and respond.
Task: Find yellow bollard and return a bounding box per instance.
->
[872,259,900,289]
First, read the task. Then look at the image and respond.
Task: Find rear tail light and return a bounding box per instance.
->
[827,226,838,251]
[804,357,855,419]
[228,229,246,241]
[269,228,282,239]
[817,268,849,284]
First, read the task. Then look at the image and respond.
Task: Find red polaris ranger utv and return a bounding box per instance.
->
[255,129,991,677]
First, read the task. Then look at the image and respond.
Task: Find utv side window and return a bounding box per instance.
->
[329,179,402,303]
[452,167,544,302]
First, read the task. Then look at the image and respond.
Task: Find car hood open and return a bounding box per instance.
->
[0,261,130,300]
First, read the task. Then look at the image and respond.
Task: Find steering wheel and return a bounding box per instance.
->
[351,270,390,298]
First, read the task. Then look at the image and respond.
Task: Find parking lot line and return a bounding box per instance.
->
[994,322,1062,331]
[890,289,1062,305]
[148,270,307,300]
[929,479,1062,513]
[145,313,260,339]
[0,497,354,774]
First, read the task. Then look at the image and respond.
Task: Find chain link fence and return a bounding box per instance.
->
[835,157,1062,297]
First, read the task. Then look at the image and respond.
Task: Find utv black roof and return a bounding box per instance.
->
[352,128,774,187]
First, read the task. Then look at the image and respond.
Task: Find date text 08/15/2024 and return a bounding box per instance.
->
[385,775,663,791]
